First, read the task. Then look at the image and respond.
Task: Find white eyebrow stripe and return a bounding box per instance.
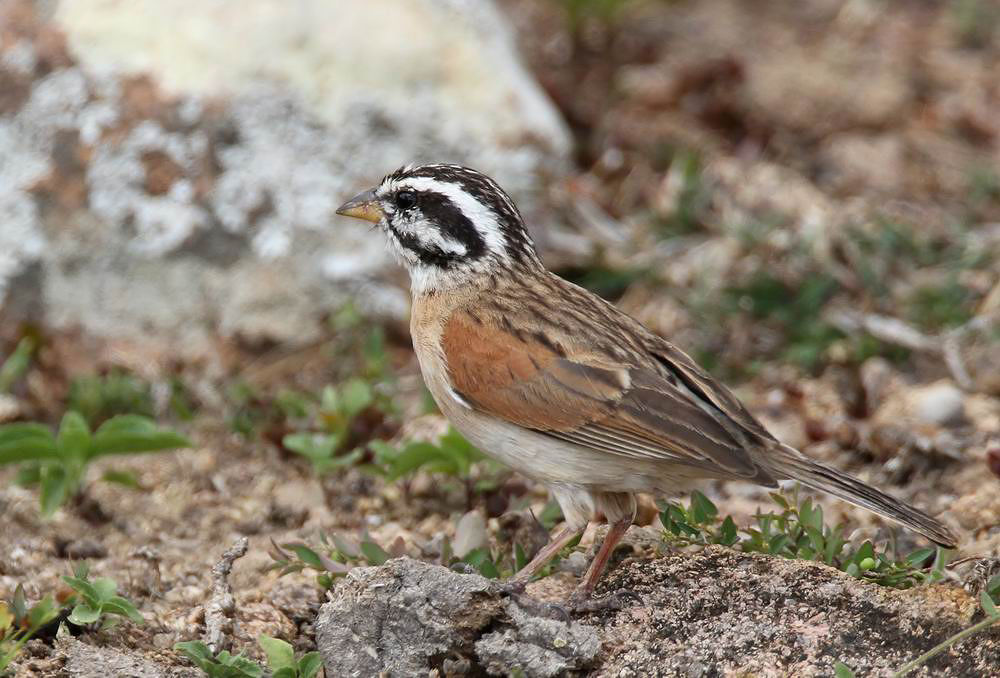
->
[396,176,509,259]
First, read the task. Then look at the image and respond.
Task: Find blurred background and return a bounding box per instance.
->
[1,0,999,673]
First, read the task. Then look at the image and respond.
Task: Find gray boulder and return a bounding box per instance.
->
[0,0,569,351]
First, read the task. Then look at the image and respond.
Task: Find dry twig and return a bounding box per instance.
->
[204,537,249,654]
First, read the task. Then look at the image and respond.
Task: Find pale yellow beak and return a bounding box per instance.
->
[335,189,384,224]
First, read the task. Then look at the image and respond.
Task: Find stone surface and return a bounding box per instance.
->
[314,557,600,677]
[315,551,999,677]
[59,636,199,678]
[0,0,569,351]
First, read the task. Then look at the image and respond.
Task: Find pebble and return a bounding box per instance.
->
[911,381,965,427]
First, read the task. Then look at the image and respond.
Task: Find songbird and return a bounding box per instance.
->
[336,164,957,605]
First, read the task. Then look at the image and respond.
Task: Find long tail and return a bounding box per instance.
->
[769,444,957,549]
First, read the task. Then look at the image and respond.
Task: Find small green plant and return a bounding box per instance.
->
[175,641,262,678]
[258,635,322,678]
[655,150,711,237]
[61,564,143,629]
[369,428,484,481]
[0,586,60,675]
[368,428,506,509]
[68,371,155,426]
[835,572,1000,677]
[282,379,380,474]
[0,337,35,393]
[723,272,843,373]
[269,532,399,590]
[0,412,190,517]
[660,490,949,589]
[175,635,322,678]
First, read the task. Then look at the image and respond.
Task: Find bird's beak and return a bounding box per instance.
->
[336,189,384,224]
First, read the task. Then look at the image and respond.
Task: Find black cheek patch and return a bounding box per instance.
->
[390,227,458,269]
[417,192,487,261]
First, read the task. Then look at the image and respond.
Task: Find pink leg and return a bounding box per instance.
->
[570,516,632,600]
[506,523,583,589]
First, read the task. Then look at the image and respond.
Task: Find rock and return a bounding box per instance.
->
[315,550,999,677]
[58,636,199,677]
[475,602,601,678]
[0,0,569,352]
[590,547,997,676]
[314,557,600,677]
[910,381,966,427]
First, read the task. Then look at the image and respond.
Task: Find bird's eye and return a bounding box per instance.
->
[395,190,416,209]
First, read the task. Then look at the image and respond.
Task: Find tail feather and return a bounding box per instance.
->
[770,444,957,549]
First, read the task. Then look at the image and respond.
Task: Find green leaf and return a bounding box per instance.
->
[101,469,141,488]
[718,516,738,545]
[833,661,856,678]
[40,466,71,518]
[690,491,718,523]
[904,547,935,568]
[95,415,158,435]
[14,463,42,486]
[25,595,58,629]
[174,641,214,671]
[297,652,323,678]
[62,575,101,607]
[258,635,295,671]
[0,435,59,465]
[514,542,529,573]
[88,429,190,459]
[284,544,324,569]
[339,379,373,419]
[360,540,390,566]
[91,577,117,602]
[0,336,35,392]
[0,422,52,446]
[12,585,27,621]
[386,442,449,480]
[272,669,297,678]
[981,590,999,618]
[68,602,101,625]
[103,596,144,624]
[769,492,790,509]
[462,548,500,579]
[56,411,91,461]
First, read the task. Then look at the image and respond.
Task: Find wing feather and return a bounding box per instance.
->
[441,306,770,480]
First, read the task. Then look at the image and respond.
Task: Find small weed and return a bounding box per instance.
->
[723,272,843,372]
[0,586,59,675]
[660,490,949,589]
[654,150,711,238]
[61,563,144,629]
[175,635,322,678]
[174,641,262,678]
[368,428,507,509]
[258,635,322,678]
[0,412,190,517]
[907,278,974,331]
[68,371,155,427]
[282,379,385,474]
[0,337,35,394]
[269,533,401,590]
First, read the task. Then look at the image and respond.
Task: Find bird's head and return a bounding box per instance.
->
[336,164,540,292]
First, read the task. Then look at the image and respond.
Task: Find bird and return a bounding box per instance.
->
[336,163,957,605]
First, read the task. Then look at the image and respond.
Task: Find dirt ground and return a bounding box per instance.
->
[2,0,1000,675]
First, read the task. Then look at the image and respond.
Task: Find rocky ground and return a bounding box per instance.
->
[2,0,1000,676]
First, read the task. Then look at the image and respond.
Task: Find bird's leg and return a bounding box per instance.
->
[502,523,582,594]
[567,516,632,607]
